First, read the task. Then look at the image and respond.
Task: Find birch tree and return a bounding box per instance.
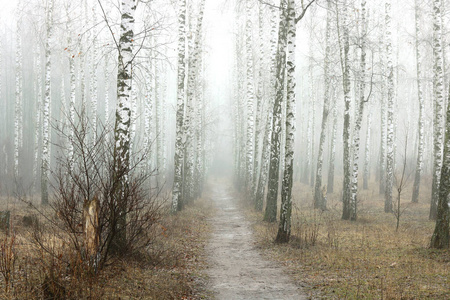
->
[337,0,352,220]
[327,78,338,194]
[411,0,424,203]
[112,0,136,250]
[264,0,288,223]
[276,0,296,243]
[384,0,395,213]
[172,0,187,213]
[245,0,255,193]
[255,0,278,211]
[348,0,368,221]
[41,0,54,205]
[314,0,332,210]
[430,0,444,220]
[14,21,23,178]
[430,84,450,249]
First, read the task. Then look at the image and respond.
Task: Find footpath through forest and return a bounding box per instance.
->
[205,180,306,300]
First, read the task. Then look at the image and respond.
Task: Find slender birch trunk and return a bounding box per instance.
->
[314,0,332,210]
[252,1,265,200]
[41,0,54,205]
[113,0,136,250]
[348,0,367,221]
[327,78,337,194]
[412,0,424,203]
[14,22,23,178]
[33,46,42,189]
[276,0,296,243]
[172,0,187,213]
[363,102,372,190]
[264,0,288,223]
[430,82,450,248]
[245,0,255,193]
[90,4,98,142]
[337,0,352,220]
[430,0,445,220]
[255,0,279,211]
[384,0,395,213]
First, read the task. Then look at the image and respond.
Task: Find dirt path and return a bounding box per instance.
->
[205,182,306,300]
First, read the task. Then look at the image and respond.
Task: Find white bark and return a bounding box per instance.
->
[33,44,42,188]
[41,0,54,205]
[277,0,296,243]
[385,0,395,213]
[430,0,445,219]
[90,4,98,142]
[412,0,424,203]
[349,0,367,221]
[172,0,187,213]
[245,0,255,192]
[314,0,332,210]
[14,22,23,178]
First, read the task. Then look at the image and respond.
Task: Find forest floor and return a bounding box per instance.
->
[0,192,215,299]
[204,178,306,299]
[246,179,450,299]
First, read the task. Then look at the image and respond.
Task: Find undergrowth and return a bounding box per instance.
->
[248,179,450,299]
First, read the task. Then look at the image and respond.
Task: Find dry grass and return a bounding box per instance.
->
[248,179,450,299]
[0,193,215,299]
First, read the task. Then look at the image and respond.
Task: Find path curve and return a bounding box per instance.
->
[205,182,306,300]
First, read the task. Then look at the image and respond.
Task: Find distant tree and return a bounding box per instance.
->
[314,0,332,210]
[384,0,395,213]
[245,0,255,194]
[14,20,23,179]
[327,77,338,194]
[411,0,424,203]
[41,0,54,205]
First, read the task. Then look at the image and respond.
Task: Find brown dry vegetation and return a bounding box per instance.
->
[0,193,214,299]
[248,178,450,299]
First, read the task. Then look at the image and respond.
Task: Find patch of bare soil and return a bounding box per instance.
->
[205,181,306,300]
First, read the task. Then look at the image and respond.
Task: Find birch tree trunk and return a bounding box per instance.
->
[430,86,450,249]
[255,0,279,211]
[430,0,445,220]
[337,0,352,220]
[90,5,98,142]
[384,0,395,213]
[66,9,76,172]
[412,0,424,203]
[14,22,23,178]
[113,0,136,250]
[327,78,337,194]
[264,0,288,223]
[245,0,255,193]
[363,102,371,190]
[378,28,387,195]
[41,0,54,205]
[314,0,332,210]
[252,1,265,200]
[172,0,187,213]
[33,46,42,189]
[276,0,296,243]
[348,0,367,221]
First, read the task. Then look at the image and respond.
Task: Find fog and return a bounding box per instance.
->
[0,0,447,225]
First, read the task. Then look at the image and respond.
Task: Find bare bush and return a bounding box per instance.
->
[24,111,164,281]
